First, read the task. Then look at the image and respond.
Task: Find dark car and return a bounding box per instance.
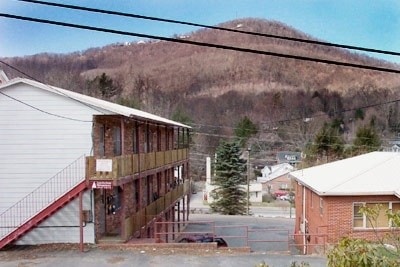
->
[178,234,228,247]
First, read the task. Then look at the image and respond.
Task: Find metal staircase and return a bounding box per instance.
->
[0,156,87,249]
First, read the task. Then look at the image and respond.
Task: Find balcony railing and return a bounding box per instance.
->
[86,148,188,180]
[124,180,190,240]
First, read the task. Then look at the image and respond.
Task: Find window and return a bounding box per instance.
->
[353,202,398,229]
[132,126,138,154]
[157,126,161,152]
[319,198,324,215]
[113,126,121,156]
[165,128,170,150]
[390,202,400,227]
[310,192,314,208]
[353,203,364,228]
[366,203,389,228]
[98,124,105,156]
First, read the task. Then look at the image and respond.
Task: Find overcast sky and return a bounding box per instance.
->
[1,0,400,64]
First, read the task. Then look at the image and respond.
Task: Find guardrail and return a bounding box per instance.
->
[124,181,190,240]
[86,148,188,180]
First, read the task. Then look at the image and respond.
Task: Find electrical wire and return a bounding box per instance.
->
[2,56,396,148]
[0,91,92,122]
[19,0,400,57]
[1,13,400,74]
[0,59,107,116]
[1,9,400,147]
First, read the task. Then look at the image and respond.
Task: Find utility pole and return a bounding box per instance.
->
[246,147,251,216]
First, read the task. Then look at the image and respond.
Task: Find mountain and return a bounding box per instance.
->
[2,18,400,168]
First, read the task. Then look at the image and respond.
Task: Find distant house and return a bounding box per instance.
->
[276,151,302,167]
[204,156,262,204]
[290,152,400,254]
[0,70,9,84]
[257,163,294,195]
[0,75,191,249]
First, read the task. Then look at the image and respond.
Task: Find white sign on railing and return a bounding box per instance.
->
[96,159,112,172]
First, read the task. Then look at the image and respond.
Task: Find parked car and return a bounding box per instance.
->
[279,194,291,201]
[274,190,289,198]
[178,234,228,247]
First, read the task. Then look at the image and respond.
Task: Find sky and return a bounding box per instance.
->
[1,0,400,64]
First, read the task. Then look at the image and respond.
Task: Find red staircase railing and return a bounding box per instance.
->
[0,155,87,249]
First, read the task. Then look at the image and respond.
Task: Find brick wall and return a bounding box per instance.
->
[295,182,400,253]
[327,195,398,242]
[91,115,189,241]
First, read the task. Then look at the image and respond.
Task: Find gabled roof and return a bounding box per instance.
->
[0,78,191,128]
[290,152,400,197]
[259,163,294,182]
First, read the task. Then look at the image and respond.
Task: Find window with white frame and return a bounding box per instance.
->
[390,202,400,227]
[353,202,399,229]
[353,203,364,228]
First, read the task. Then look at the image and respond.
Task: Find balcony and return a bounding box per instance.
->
[124,180,190,241]
[86,148,188,181]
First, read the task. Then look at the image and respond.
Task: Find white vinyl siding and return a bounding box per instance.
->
[0,83,110,244]
[15,190,95,245]
[0,85,98,213]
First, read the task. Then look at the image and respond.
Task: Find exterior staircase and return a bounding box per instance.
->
[0,156,87,249]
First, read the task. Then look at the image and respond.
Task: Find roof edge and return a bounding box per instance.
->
[1,77,191,129]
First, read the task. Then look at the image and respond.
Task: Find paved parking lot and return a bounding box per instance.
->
[1,244,327,267]
[184,214,297,253]
[1,194,327,267]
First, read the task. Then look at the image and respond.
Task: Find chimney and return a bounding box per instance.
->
[206,156,211,184]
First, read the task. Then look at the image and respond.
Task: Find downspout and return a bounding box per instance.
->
[302,185,307,254]
[120,117,125,240]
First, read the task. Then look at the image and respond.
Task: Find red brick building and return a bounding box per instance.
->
[87,113,191,243]
[290,152,400,254]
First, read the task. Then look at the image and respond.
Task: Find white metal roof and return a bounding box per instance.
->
[259,163,294,182]
[0,78,191,128]
[290,152,400,197]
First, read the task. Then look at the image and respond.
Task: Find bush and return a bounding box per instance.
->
[327,237,399,267]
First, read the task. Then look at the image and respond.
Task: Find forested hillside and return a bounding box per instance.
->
[2,18,400,171]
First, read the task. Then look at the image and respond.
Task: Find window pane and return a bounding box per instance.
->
[353,204,363,228]
[366,203,389,228]
[99,124,105,156]
[392,203,400,213]
[113,126,121,156]
[390,203,400,227]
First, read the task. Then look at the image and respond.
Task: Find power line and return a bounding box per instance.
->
[1,13,400,74]
[0,59,107,115]
[19,0,400,57]
[3,59,400,135]
[0,91,92,122]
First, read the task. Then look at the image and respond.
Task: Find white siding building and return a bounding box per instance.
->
[0,78,103,244]
[0,76,188,247]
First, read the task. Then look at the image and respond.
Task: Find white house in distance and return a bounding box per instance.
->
[257,163,294,196]
[204,157,263,204]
